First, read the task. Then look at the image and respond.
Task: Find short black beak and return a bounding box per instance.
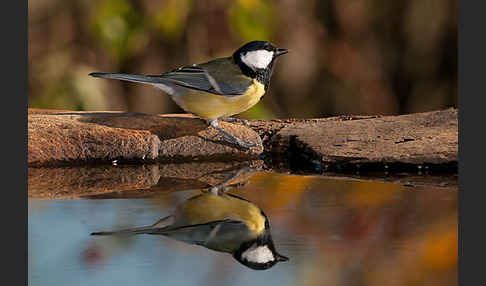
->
[276,253,289,262]
[275,48,289,57]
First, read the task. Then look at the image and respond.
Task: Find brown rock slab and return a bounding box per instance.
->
[28,109,263,166]
[28,108,457,172]
[268,108,458,170]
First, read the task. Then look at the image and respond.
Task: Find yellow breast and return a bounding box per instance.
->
[177,193,266,236]
[170,79,266,120]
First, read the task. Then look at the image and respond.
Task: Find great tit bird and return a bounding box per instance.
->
[91,188,289,270]
[89,41,288,149]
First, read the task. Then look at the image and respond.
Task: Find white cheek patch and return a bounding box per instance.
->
[241,50,274,70]
[241,245,275,264]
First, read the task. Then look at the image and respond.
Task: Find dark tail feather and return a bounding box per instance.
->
[91,225,157,236]
[89,72,164,85]
[91,215,174,236]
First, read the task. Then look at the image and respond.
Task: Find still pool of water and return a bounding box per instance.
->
[29,169,457,286]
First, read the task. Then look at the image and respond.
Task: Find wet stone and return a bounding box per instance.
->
[28,108,458,173]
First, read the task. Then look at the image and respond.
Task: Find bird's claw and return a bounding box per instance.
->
[215,134,256,149]
[223,117,250,126]
[237,140,257,148]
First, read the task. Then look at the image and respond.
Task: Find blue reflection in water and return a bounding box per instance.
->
[28,173,458,286]
[28,198,295,286]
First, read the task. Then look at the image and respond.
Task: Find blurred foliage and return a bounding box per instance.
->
[28,0,457,118]
[229,0,275,42]
[153,0,192,40]
[91,0,148,63]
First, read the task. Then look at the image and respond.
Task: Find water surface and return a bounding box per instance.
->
[29,171,457,286]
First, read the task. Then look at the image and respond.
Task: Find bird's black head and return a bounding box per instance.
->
[232,209,288,270]
[232,233,289,270]
[233,41,288,89]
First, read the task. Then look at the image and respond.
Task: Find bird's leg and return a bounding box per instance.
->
[220,182,248,193]
[209,119,256,149]
[222,117,249,126]
[210,168,252,195]
[212,181,246,195]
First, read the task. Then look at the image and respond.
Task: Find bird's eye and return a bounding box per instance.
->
[262,44,272,51]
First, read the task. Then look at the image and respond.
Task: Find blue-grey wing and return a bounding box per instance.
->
[156,57,252,96]
[154,219,251,250]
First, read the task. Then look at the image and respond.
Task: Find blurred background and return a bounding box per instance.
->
[28,0,457,119]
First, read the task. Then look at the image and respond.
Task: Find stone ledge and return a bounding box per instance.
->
[250,108,458,173]
[28,108,458,173]
[28,109,263,166]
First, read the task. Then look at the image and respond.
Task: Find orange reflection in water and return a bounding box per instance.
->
[229,172,457,286]
[76,171,457,286]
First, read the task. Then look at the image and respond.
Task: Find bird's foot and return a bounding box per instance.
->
[222,182,248,192]
[215,134,256,149]
[209,119,256,149]
[222,117,250,126]
[209,168,252,195]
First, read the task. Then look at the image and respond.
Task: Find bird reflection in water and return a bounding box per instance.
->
[91,168,289,270]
